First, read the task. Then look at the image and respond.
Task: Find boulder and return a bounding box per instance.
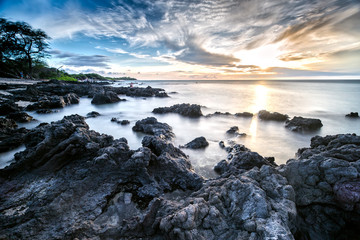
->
[235,112,254,118]
[214,144,277,175]
[111,117,130,125]
[0,100,22,115]
[36,109,59,114]
[111,85,169,97]
[91,91,124,105]
[132,117,174,140]
[182,136,209,149]
[153,103,203,117]
[285,116,323,132]
[0,118,29,153]
[26,95,66,110]
[346,112,359,118]
[63,92,80,105]
[279,134,360,239]
[6,111,34,122]
[258,110,289,121]
[226,126,239,134]
[86,111,101,118]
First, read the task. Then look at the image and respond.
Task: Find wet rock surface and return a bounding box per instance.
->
[346,112,359,118]
[6,111,34,122]
[0,118,29,153]
[258,110,289,121]
[279,134,360,239]
[91,91,124,105]
[132,117,174,140]
[206,111,254,118]
[181,136,209,149]
[86,111,101,118]
[153,103,203,117]
[285,116,323,132]
[0,115,202,239]
[111,118,130,125]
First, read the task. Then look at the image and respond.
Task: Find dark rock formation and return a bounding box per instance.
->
[285,116,323,132]
[132,117,174,140]
[279,134,360,239]
[181,136,209,149]
[258,110,289,121]
[0,115,203,239]
[153,103,203,117]
[0,100,21,115]
[214,144,277,175]
[86,111,101,118]
[235,112,254,118]
[91,91,124,105]
[63,92,80,105]
[26,95,66,110]
[111,118,130,125]
[158,164,296,239]
[206,111,232,117]
[226,126,239,134]
[0,118,29,152]
[36,109,59,114]
[112,86,169,98]
[206,111,253,118]
[346,112,359,118]
[6,111,34,122]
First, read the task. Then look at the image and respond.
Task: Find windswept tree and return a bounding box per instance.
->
[0,18,50,77]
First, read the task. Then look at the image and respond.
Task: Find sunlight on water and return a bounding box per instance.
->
[251,85,268,113]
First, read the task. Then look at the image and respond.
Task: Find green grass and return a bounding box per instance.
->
[57,75,78,82]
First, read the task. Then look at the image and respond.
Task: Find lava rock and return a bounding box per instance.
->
[285,116,323,132]
[0,100,22,115]
[36,109,59,114]
[132,117,174,140]
[258,110,289,121]
[279,134,360,239]
[26,95,66,110]
[153,103,203,117]
[182,136,209,149]
[0,117,29,153]
[235,112,254,118]
[63,93,80,105]
[91,91,124,105]
[346,112,359,118]
[226,126,239,134]
[111,117,130,125]
[6,111,34,122]
[0,115,203,239]
[86,111,101,118]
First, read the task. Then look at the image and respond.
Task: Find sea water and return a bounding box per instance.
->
[2,80,360,178]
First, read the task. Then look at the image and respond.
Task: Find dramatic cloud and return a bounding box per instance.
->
[1,0,359,79]
[51,50,111,68]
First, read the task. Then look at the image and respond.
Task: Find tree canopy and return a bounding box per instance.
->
[0,18,50,78]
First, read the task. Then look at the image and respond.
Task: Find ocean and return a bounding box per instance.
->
[1,80,360,178]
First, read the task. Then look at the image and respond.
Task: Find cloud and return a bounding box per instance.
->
[51,49,111,68]
[2,0,360,77]
[63,55,110,68]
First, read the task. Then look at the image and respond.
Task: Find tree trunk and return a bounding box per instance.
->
[26,53,32,78]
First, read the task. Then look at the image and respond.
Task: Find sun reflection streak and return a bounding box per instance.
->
[249,85,268,138]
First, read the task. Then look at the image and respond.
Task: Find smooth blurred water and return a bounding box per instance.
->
[2,80,360,178]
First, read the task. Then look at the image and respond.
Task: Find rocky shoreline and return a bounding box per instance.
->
[0,80,359,239]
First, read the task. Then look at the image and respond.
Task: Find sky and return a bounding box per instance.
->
[1,0,360,80]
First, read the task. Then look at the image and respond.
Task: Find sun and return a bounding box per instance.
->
[234,43,286,69]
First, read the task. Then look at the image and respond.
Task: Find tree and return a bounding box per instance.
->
[0,18,50,77]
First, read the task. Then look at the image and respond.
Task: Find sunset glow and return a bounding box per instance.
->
[1,0,359,80]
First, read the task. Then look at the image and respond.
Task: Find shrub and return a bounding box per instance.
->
[57,75,78,82]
